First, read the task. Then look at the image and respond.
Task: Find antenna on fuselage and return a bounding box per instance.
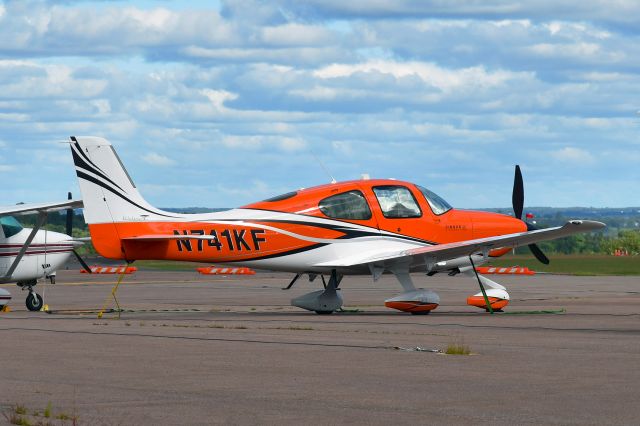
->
[310,150,337,184]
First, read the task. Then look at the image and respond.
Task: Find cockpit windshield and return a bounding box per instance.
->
[0,216,23,238]
[417,185,452,215]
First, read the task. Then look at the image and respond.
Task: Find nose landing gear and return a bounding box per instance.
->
[25,291,44,311]
[17,280,44,312]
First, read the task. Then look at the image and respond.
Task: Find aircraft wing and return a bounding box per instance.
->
[0,200,83,217]
[314,220,606,270]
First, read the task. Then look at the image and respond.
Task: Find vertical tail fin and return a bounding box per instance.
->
[70,136,173,225]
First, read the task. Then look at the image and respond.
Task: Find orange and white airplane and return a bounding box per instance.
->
[69,136,605,314]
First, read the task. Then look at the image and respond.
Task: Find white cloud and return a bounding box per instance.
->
[201,89,238,112]
[0,1,637,207]
[529,42,601,57]
[550,147,595,165]
[260,23,334,46]
[222,135,262,150]
[142,152,175,166]
[274,0,640,29]
[313,60,532,93]
[279,137,306,151]
[221,135,306,151]
[332,141,353,155]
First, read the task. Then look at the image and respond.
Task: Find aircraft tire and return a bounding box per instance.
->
[26,293,43,311]
[315,310,333,315]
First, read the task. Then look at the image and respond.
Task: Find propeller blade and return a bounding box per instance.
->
[528,243,550,265]
[66,192,73,236]
[73,249,92,273]
[512,165,524,220]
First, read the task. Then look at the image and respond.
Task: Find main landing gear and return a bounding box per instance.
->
[290,270,344,314]
[383,269,440,314]
[17,280,44,312]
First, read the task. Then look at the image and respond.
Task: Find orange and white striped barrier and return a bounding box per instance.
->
[476,266,535,275]
[196,266,256,275]
[81,266,138,274]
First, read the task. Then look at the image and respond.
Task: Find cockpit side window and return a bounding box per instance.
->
[0,216,23,238]
[319,190,372,220]
[417,185,452,215]
[373,186,422,218]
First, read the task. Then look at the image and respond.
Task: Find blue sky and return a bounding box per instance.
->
[0,0,638,209]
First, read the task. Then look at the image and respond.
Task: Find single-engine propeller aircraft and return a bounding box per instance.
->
[0,196,89,311]
[69,136,605,314]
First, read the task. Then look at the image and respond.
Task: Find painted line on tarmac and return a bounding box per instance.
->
[46,308,205,315]
[2,314,637,335]
[0,326,407,351]
[0,279,237,287]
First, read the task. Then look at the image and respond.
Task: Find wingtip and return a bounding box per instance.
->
[567,220,606,230]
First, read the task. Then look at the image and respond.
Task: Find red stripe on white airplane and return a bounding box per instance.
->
[0,249,73,257]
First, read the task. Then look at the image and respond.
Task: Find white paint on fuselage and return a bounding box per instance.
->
[0,229,74,283]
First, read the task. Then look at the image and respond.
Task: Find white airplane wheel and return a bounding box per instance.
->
[26,293,43,312]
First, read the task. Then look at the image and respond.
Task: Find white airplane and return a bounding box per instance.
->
[0,198,86,311]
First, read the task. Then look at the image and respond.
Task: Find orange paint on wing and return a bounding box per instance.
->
[489,247,513,258]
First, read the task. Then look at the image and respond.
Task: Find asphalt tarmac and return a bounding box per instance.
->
[1,269,639,425]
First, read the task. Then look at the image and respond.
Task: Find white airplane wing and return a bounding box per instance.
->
[0,200,83,217]
[315,220,605,270]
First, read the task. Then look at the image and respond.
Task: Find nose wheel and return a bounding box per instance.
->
[17,281,45,311]
[26,291,43,311]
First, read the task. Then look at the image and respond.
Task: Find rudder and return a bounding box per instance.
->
[70,136,174,259]
[70,136,169,224]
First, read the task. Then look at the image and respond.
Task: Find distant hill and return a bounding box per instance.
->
[482,207,640,219]
[480,207,640,234]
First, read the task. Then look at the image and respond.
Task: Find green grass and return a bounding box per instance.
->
[445,343,471,355]
[3,402,77,426]
[43,402,51,418]
[487,254,640,276]
[133,260,211,271]
[5,414,31,425]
